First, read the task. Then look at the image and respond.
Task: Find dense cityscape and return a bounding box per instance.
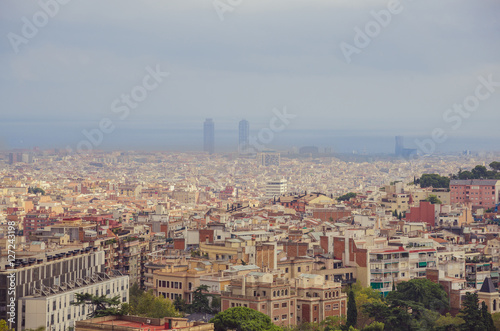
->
[1,138,500,330]
[2,1,500,330]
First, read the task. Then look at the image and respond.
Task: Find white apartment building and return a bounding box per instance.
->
[266,179,288,199]
[21,272,129,331]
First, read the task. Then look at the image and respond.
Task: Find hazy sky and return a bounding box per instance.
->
[1,0,499,152]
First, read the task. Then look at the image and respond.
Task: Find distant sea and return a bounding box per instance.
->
[1,124,498,155]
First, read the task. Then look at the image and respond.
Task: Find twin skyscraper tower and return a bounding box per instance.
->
[203,118,249,154]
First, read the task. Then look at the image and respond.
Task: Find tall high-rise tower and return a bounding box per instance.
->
[238,119,249,153]
[395,136,404,156]
[203,118,214,154]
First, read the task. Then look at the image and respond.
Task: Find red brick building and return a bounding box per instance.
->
[23,210,59,235]
[405,201,436,227]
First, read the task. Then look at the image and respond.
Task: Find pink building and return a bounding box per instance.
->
[450,180,500,209]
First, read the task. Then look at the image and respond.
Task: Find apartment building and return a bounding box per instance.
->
[450,179,500,208]
[0,247,104,329]
[465,259,492,289]
[21,272,129,331]
[266,179,288,199]
[153,260,219,303]
[295,274,347,324]
[23,210,59,235]
[221,272,296,328]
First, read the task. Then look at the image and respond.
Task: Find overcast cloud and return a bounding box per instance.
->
[1,0,499,152]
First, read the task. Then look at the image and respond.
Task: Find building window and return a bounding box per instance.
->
[333,304,339,309]
[282,303,287,308]
[282,315,287,320]
[326,305,331,310]
[274,303,279,309]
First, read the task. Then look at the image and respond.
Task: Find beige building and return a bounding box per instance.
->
[221,272,296,328]
[153,259,220,303]
[410,188,451,206]
[295,274,347,324]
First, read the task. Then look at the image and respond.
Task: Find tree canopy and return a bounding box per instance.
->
[0,320,13,331]
[28,187,45,195]
[130,290,181,318]
[425,195,442,205]
[418,174,450,189]
[71,293,126,318]
[337,193,357,202]
[386,278,448,312]
[349,281,383,329]
[363,279,448,330]
[458,292,495,331]
[453,164,500,180]
[346,290,357,328]
[210,307,281,331]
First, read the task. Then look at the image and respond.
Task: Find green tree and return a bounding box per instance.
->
[419,174,450,189]
[320,316,346,330]
[458,171,474,180]
[211,295,221,314]
[459,292,488,331]
[434,313,464,331]
[386,278,449,312]
[425,195,442,205]
[337,193,357,202]
[28,187,45,195]
[173,296,187,313]
[364,279,445,330]
[0,320,13,331]
[71,293,126,317]
[129,282,144,309]
[132,290,182,318]
[360,321,384,331]
[347,290,357,328]
[188,285,213,314]
[350,281,383,329]
[210,307,281,331]
[362,301,413,331]
[489,161,500,171]
[492,312,500,331]
[481,301,495,331]
[471,165,488,179]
